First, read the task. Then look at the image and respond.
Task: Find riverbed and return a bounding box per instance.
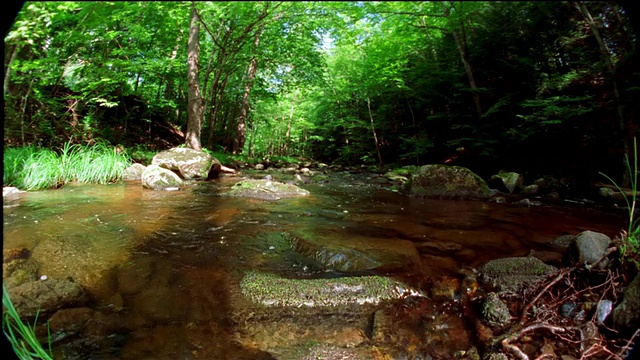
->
[2,170,627,359]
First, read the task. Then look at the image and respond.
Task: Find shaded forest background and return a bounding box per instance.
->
[4,1,640,191]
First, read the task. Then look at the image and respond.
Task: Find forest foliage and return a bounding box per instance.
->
[4,1,639,187]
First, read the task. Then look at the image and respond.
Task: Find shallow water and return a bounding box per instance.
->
[2,173,627,359]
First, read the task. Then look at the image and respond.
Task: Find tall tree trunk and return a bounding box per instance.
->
[442,2,482,117]
[207,71,230,148]
[574,1,631,186]
[4,45,19,96]
[186,4,203,151]
[367,96,383,165]
[283,89,298,153]
[233,30,262,154]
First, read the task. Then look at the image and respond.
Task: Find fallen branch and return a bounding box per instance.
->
[220,165,236,173]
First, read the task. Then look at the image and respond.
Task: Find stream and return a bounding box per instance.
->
[2,170,628,359]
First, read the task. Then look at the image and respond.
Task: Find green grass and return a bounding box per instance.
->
[4,139,132,191]
[2,285,53,360]
[600,138,640,270]
[3,146,38,186]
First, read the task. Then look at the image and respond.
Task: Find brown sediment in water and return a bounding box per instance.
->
[2,176,628,359]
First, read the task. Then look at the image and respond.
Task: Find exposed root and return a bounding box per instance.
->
[501,323,568,360]
[488,255,637,360]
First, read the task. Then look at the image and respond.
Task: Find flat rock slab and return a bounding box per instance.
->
[240,270,424,307]
[479,256,557,292]
[225,179,310,200]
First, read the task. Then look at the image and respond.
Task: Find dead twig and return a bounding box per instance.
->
[590,246,618,270]
[502,323,568,360]
[611,329,640,360]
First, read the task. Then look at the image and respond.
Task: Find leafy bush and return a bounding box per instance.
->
[3,146,37,186]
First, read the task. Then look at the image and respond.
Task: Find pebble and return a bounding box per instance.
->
[560,301,577,318]
[596,299,613,325]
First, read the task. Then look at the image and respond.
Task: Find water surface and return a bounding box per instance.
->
[2,174,627,359]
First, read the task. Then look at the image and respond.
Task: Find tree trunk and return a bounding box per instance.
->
[367,96,383,165]
[574,1,631,186]
[4,44,19,96]
[442,2,482,117]
[207,71,230,148]
[283,89,299,153]
[233,30,262,154]
[186,4,203,151]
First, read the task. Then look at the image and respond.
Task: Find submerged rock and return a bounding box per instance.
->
[7,277,88,319]
[240,270,425,307]
[479,256,557,292]
[288,232,422,273]
[225,178,310,200]
[402,164,490,200]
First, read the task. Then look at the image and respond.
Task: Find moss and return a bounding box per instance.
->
[225,179,310,200]
[239,270,424,307]
[479,257,557,292]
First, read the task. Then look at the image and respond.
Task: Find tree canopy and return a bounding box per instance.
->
[4,1,639,185]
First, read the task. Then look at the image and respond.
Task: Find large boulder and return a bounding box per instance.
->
[402,164,490,199]
[287,232,422,273]
[141,164,183,190]
[479,256,557,292]
[152,147,222,180]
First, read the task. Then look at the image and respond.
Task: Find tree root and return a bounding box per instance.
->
[501,323,568,360]
[487,259,636,360]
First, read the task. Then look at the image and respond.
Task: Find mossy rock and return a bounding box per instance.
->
[240,270,425,307]
[152,147,221,179]
[225,179,310,200]
[479,256,557,292]
[402,164,490,200]
[141,164,183,190]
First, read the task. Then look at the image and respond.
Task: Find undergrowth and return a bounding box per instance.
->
[4,139,132,190]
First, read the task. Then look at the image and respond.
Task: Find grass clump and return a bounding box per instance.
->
[3,139,132,191]
[600,138,639,270]
[2,285,53,360]
[3,146,38,186]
